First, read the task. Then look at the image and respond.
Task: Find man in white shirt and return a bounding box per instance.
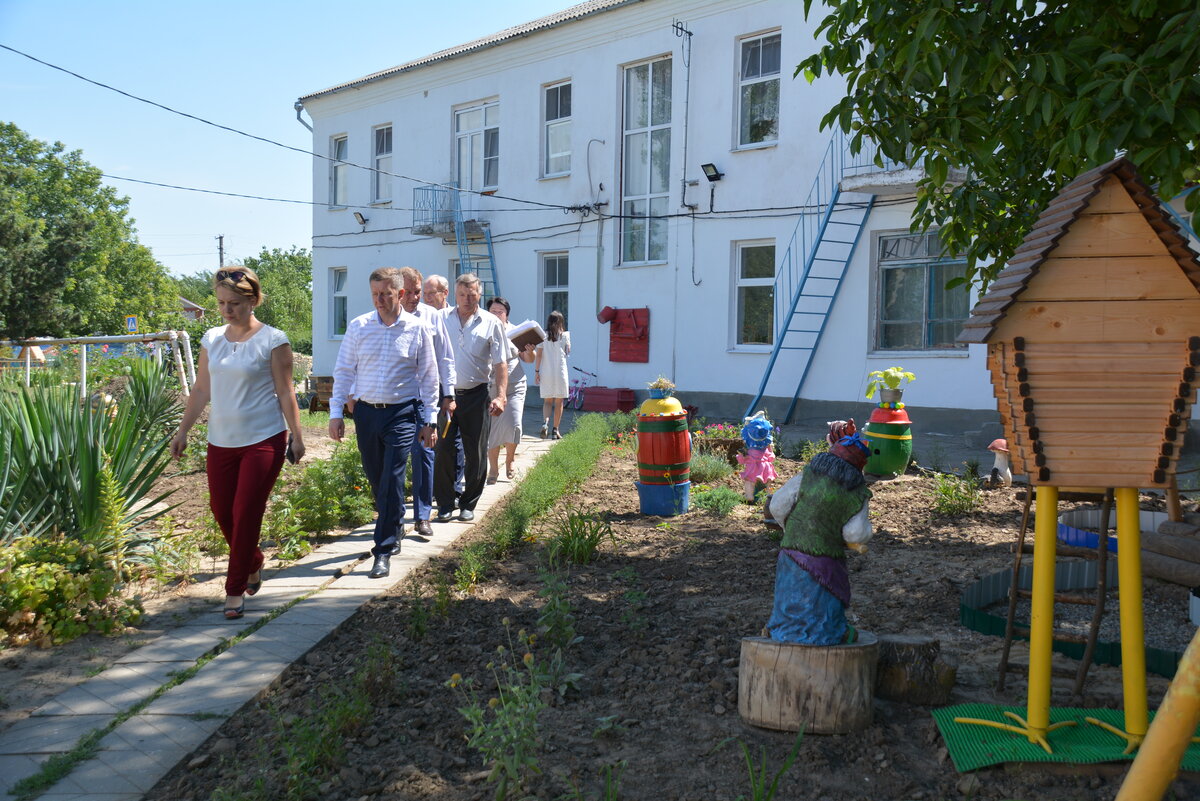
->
[435,272,507,522]
[424,272,465,500]
[398,266,455,537]
[329,267,439,579]
[422,274,450,310]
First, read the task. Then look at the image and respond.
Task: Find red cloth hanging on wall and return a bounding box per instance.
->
[609,307,649,363]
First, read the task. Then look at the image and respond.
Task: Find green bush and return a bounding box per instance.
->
[691,486,743,517]
[545,509,614,568]
[288,436,375,536]
[689,450,734,483]
[930,472,981,515]
[0,536,143,647]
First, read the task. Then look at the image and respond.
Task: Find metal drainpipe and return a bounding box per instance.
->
[294,100,312,132]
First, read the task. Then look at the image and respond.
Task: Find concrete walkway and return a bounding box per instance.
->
[0,432,557,801]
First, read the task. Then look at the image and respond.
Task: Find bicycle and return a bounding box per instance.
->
[568,366,597,410]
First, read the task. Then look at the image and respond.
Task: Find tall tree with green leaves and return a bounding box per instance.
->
[0,122,179,338]
[242,246,313,354]
[798,1,1200,290]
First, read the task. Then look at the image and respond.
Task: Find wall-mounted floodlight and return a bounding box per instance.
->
[353,211,369,227]
[701,163,724,182]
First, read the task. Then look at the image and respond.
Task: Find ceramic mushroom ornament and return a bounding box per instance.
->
[987,438,1012,487]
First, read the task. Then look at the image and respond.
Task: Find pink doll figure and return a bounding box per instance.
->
[737,411,778,500]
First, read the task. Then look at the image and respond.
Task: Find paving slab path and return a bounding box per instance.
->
[1,431,557,801]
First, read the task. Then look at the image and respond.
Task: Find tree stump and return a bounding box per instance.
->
[874,634,958,706]
[738,633,878,734]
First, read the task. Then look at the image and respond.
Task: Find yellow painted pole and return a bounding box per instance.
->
[1027,485,1059,740]
[1115,626,1200,801]
[1116,486,1149,742]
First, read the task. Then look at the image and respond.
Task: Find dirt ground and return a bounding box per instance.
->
[122,441,1199,801]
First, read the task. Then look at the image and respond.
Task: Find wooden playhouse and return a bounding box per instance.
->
[958,156,1200,489]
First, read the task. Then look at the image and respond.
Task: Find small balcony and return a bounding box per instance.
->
[838,139,967,196]
[412,184,488,243]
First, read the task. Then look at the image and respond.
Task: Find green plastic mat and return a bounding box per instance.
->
[932,704,1200,773]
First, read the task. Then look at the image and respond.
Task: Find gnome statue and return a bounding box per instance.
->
[765,419,873,645]
[736,411,778,500]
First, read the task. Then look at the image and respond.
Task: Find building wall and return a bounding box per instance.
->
[302,0,998,414]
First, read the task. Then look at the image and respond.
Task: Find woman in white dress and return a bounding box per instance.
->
[486,297,535,483]
[535,310,570,439]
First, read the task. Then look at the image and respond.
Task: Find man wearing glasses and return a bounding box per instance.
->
[328,267,439,579]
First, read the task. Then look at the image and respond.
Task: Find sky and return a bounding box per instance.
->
[0,0,577,277]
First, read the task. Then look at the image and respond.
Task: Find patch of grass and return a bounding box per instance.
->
[544,508,614,568]
[689,449,734,483]
[797,438,830,462]
[737,729,805,801]
[930,471,981,515]
[691,485,743,517]
[453,413,613,591]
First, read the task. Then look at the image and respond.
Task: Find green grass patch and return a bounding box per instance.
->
[454,413,612,591]
[690,485,743,517]
[689,449,734,483]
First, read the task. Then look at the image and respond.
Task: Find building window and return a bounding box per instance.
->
[330,136,349,207]
[735,242,775,346]
[455,101,499,191]
[331,268,348,337]
[372,125,392,203]
[738,33,780,146]
[621,57,672,263]
[875,231,969,350]
[544,82,571,176]
[542,253,569,329]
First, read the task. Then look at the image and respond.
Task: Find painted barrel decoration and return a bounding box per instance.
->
[864,406,912,478]
[636,412,691,485]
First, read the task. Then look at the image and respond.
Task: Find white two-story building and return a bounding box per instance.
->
[297,0,1002,428]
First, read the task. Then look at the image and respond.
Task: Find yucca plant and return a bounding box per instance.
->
[123,357,182,434]
[0,386,177,560]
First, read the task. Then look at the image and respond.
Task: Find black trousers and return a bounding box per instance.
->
[435,383,491,513]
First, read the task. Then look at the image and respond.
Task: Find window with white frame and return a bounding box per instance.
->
[455,101,499,191]
[541,253,569,329]
[330,136,349,207]
[734,242,775,346]
[621,57,672,263]
[544,82,571,176]
[330,268,348,337]
[875,231,969,350]
[372,125,392,203]
[738,32,780,146]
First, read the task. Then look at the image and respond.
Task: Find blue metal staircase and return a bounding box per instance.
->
[744,131,880,423]
[412,184,500,300]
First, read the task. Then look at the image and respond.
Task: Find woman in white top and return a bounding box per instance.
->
[535,310,570,439]
[485,297,536,483]
[170,267,305,620]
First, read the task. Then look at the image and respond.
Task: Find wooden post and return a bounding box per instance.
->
[738,633,878,734]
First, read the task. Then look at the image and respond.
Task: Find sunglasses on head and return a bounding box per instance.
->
[216,270,247,283]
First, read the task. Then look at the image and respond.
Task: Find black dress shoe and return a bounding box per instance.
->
[435,509,455,523]
[368,553,391,579]
[389,542,402,555]
[458,509,475,522]
[415,519,433,536]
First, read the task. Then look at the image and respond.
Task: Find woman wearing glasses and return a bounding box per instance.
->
[170,267,306,620]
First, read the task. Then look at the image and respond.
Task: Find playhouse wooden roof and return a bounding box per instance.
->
[958,157,1200,343]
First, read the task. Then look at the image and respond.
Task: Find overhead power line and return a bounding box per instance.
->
[0,42,570,212]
